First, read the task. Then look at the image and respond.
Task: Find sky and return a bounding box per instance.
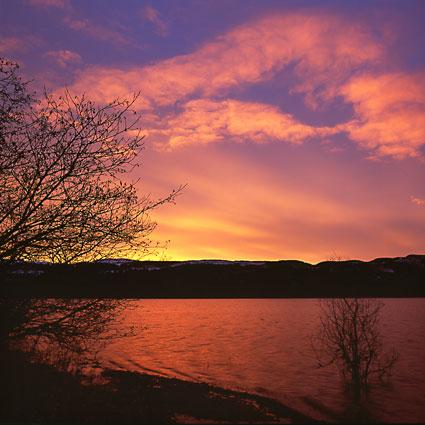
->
[1,0,425,263]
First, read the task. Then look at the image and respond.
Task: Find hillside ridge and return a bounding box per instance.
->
[2,254,424,298]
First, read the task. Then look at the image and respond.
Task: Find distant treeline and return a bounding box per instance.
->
[1,255,424,298]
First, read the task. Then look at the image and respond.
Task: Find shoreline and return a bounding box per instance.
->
[2,349,323,424]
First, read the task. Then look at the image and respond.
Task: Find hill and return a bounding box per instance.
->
[2,254,424,298]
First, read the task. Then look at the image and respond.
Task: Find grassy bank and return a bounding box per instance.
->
[1,349,321,424]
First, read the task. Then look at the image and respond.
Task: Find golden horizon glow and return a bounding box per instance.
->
[2,2,425,262]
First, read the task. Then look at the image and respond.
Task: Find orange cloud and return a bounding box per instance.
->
[339,71,425,158]
[68,12,382,107]
[149,99,337,148]
[44,49,82,68]
[60,10,425,159]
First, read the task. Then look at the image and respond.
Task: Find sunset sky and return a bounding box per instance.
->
[1,0,425,263]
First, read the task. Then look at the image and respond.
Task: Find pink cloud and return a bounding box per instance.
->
[148,99,337,149]
[0,37,27,54]
[64,18,134,48]
[44,49,82,68]
[0,35,41,54]
[139,6,167,36]
[411,195,425,206]
[61,11,425,158]
[68,12,382,108]
[339,71,425,158]
[28,0,70,8]
[289,19,384,108]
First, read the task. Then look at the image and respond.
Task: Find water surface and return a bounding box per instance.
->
[100,299,425,423]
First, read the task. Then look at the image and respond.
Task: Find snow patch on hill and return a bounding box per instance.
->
[94,259,137,266]
[169,260,266,267]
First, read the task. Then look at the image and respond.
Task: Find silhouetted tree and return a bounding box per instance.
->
[311,298,398,399]
[0,58,182,263]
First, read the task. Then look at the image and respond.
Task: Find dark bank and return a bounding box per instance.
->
[2,348,320,424]
[2,254,425,298]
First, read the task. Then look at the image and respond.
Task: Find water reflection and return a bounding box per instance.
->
[311,298,399,400]
[100,298,425,423]
[3,298,425,423]
[1,298,139,371]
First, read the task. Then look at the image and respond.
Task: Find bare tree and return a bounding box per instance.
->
[311,298,398,399]
[0,58,182,263]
